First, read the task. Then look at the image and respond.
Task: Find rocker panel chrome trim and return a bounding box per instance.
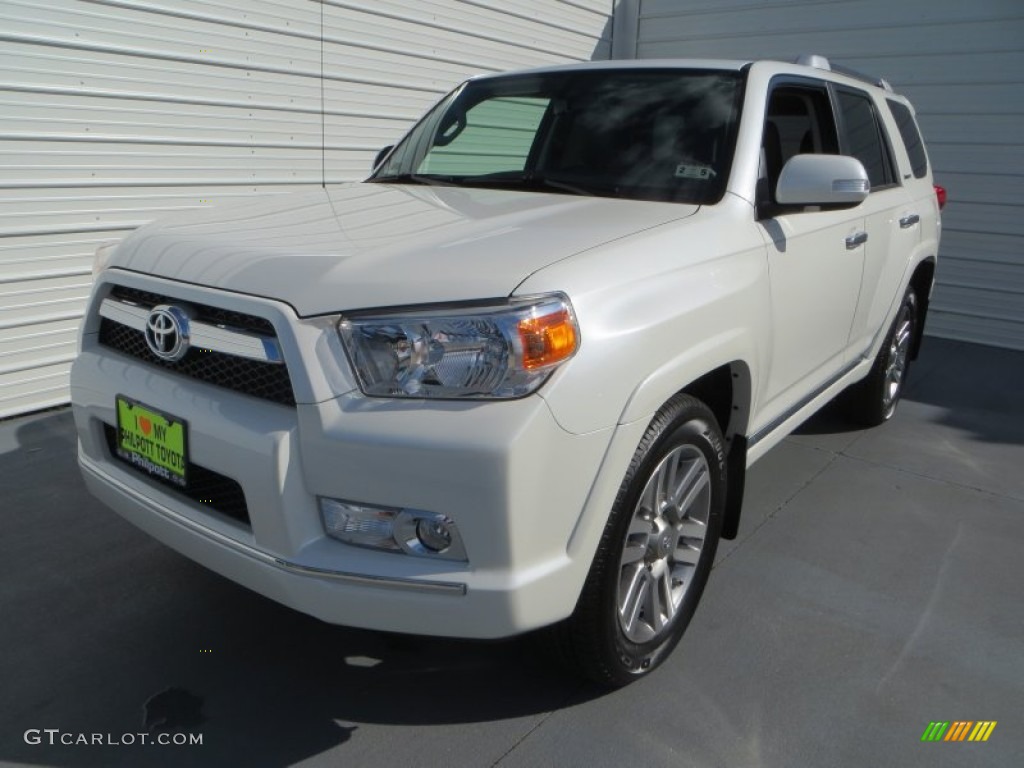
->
[748,358,862,448]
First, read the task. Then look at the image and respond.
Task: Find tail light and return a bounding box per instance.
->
[934,184,947,210]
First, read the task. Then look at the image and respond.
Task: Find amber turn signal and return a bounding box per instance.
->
[518,308,578,370]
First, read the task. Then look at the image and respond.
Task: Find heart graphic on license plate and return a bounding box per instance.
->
[116,396,188,487]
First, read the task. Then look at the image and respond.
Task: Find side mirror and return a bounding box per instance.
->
[775,154,870,207]
[373,145,394,171]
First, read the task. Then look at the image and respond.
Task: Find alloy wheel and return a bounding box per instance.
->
[617,444,711,644]
[883,305,914,413]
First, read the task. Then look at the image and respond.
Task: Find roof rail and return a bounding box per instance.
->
[794,54,893,92]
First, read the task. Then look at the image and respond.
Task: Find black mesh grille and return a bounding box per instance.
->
[98,286,296,406]
[104,423,250,526]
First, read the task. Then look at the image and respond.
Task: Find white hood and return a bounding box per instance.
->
[108,183,698,315]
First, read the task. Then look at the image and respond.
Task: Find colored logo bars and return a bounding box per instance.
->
[921,721,997,742]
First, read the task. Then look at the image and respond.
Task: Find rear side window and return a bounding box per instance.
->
[886,99,928,178]
[836,89,895,189]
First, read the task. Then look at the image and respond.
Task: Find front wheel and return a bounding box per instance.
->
[551,394,725,687]
[845,287,918,426]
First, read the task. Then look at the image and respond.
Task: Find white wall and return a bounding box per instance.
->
[631,0,1024,351]
[0,0,613,418]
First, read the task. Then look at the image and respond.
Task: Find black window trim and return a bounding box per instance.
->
[763,74,842,144]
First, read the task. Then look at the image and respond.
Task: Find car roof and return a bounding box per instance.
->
[468,58,752,80]
[467,57,906,100]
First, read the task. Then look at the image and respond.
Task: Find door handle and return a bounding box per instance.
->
[899,213,920,228]
[845,231,868,249]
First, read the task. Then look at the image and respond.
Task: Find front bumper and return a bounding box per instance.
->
[70,278,617,638]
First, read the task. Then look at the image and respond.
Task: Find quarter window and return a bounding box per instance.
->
[886,99,929,178]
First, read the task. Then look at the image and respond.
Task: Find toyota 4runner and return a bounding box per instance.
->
[71,55,943,685]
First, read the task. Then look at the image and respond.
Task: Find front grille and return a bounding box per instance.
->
[104,423,250,526]
[98,286,296,406]
[109,285,276,335]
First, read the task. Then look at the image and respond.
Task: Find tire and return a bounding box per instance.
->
[551,394,726,687]
[845,286,918,427]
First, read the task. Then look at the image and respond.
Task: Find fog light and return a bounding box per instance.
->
[319,498,467,561]
[320,498,400,551]
[416,517,453,552]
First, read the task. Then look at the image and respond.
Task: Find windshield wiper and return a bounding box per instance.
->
[529,176,597,196]
[452,174,601,197]
[371,172,608,197]
[368,173,458,186]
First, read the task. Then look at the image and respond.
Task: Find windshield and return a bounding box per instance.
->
[369,68,744,205]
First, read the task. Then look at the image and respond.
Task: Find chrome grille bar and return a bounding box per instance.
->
[99,297,284,365]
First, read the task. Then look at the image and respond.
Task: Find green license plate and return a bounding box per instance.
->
[115,396,188,487]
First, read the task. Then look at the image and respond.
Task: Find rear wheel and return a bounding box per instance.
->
[551,394,725,686]
[845,287,918,426]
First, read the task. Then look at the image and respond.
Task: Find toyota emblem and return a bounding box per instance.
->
[144,305,191,361]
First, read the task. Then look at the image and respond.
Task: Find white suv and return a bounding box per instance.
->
[71,56,942,685]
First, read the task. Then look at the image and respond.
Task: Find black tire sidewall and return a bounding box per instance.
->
[598,400,726,681]
[843,286,919,427]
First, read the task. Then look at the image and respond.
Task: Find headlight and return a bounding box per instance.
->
[338,293,579,399]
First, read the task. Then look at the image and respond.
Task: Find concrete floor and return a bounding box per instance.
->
[1,337,1021,767]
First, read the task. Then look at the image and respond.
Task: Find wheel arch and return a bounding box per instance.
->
[908,257,935,360]
[679,363,751,541]
[621,356,754,542]
[564,333,761,608]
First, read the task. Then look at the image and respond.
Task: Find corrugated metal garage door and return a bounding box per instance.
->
[0,0,613,418]
[631,0,1024,351]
